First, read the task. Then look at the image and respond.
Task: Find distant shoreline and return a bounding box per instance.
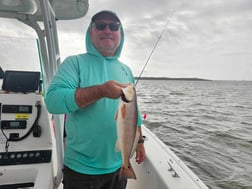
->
[134,77,210,81]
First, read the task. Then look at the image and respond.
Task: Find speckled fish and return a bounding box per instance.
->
[115,84,140,179]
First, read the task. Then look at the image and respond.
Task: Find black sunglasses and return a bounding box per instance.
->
[93,22,120,31]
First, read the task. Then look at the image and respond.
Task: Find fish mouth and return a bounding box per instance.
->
[121,85,134,102]
[121,93,130,103]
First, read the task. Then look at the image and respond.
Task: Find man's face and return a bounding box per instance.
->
[90,18,121,57]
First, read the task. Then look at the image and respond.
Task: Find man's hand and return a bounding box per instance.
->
[135,143,145,164]
[75,80,128,108]
[101,80,128,99]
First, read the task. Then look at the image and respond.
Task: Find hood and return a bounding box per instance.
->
[85,21,125,59]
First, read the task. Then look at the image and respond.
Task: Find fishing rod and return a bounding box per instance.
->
[135,17,171,86]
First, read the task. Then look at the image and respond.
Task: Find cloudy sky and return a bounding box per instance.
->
[1,0,252,80]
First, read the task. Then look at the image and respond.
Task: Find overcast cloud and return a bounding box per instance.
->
[0,0,252,80]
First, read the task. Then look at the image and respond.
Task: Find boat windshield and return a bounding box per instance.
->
[0,18,41,73]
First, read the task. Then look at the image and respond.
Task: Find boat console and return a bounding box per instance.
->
[0,1,89,188]
[0,70,56,188]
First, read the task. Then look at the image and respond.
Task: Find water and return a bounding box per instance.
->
[136,79,252,189]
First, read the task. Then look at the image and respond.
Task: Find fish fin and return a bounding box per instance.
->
[121,104,126,118]
[120,162,137,180]
[130,130,140,158]
[114,110,118,120]
[115,140,121,152]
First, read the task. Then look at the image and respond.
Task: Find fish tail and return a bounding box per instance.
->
[120,163,137,179]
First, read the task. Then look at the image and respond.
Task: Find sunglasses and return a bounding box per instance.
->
[93,22,120,31]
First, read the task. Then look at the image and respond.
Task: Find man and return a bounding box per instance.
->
[45,10,145,189]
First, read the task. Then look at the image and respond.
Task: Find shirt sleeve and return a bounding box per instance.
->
[44,56,80,114]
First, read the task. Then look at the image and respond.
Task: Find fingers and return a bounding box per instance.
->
[135,144,145,164]
[102,80,129,99]
[111,80,128,90]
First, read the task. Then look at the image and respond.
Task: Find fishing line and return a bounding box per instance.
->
[135,17,172,86]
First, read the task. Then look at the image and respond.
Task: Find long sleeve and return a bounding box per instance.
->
[45,56,80,114]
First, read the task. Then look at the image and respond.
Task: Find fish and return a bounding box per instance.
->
[115,84,140,179]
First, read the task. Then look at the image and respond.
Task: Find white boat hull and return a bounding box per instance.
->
[127,125,208,189]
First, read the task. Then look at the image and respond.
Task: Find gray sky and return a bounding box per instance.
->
[1,0,252,80]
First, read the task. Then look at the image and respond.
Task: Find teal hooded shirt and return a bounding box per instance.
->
[45,22,142,174]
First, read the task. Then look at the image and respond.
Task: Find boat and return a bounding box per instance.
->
[0,1,209,188]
